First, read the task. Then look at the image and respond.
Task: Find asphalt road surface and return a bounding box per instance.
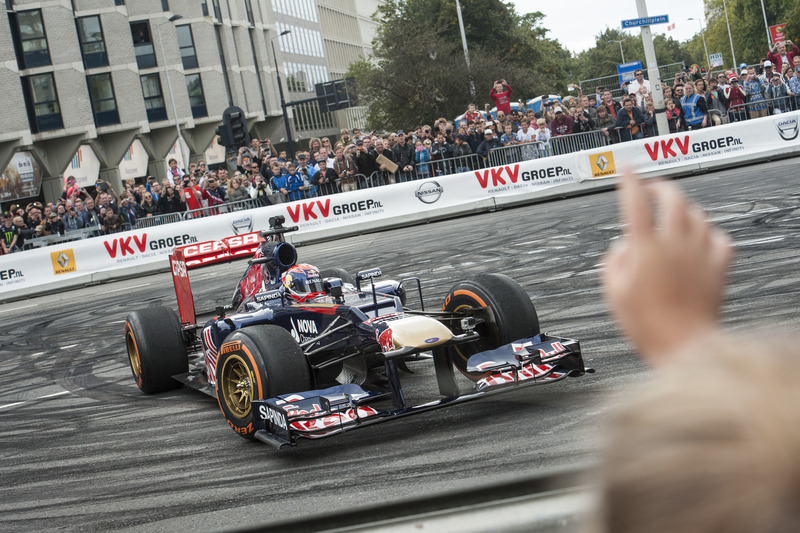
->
[2,157,799,532]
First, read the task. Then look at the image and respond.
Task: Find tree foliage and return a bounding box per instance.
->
[349,0,569,130]
[350,0,800,130]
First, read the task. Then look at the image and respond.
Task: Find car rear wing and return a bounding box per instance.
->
[169,231,264,325]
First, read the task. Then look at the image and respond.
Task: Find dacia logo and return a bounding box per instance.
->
[775,116,799,141]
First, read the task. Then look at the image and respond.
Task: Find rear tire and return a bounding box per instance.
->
[124,307,188,394]
[215,325,311,440]
[320,267,355,286]
[439,273,539,380]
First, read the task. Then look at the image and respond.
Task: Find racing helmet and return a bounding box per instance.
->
[281,264,326,302]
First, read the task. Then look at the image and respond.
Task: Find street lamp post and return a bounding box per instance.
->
[722,0,737,68]
[688,17,710,69]
[270,30,295,159]
[454,0,475,98]
[608,38,628,63]
[157,14,186,170]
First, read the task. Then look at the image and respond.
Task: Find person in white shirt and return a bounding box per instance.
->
[628,69,651,107]
[515,119,536,143]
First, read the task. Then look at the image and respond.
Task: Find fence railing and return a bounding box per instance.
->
[727,94,799,121]
[580,62,686,99]
[488,142,547,167]
[550,129,610,155]
[415,153,482,179]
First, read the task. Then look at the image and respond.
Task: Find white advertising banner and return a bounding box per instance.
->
[578,112,800,180]
[63,145,101,187]
[118,140,150,179]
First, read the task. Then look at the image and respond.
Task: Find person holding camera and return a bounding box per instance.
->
[181,175,203,215]
[489,79,513,115]
[61,202,83,232]
[251,174,273,206]
[157,185,182,214]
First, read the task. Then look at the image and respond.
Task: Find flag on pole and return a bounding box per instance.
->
[667,22,676,31]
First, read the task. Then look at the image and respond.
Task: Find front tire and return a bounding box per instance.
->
[124,306,188,394]
[440,273,540,380]
[215,325,311,439]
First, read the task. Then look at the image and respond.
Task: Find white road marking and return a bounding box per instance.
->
[61,344,78,349]
[0,389,75,410]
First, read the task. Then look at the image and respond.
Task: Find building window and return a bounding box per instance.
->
[185,74,207,118]
[244,0,254,26]
[10,9,51,69]
[201,0,209,17]
[76,16,108,69]
[176,25,198,70]
[130,21,156,69]
[211,0,222,20]
[140,74,167,122]
[21,73,62,133]
[115,0,125,5]
[161,0,169,11]
[87,73,120,127]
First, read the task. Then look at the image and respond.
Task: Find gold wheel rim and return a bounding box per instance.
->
[126,331,141,378]
[219,354,253,419]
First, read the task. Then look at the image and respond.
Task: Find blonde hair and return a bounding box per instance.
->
[596,333,800,533]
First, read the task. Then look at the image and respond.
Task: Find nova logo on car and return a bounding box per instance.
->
[290,318,319,343]
[474,164,520,188]
[219,341,242,355]
[286,198,383,223]
[104,233,198,258]
[258,405,288,430]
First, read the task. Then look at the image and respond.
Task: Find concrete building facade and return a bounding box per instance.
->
[0,0,379,207]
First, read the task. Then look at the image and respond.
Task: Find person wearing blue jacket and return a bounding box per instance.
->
[414,140,432,179]
[285,163,306,202]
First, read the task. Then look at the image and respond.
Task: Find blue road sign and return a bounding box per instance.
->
[621,15,669,29]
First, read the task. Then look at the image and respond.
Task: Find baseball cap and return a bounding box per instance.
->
[728,73,738,81]
[355,138,363,145]
[741,68,749,74]
[554,106,564,114]
[764,60,773,68]
[396,130,405,135]
[484,129,493,135]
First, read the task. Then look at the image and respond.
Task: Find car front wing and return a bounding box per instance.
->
[251,334,590,449]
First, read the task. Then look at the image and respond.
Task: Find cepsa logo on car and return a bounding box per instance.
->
[104,233,199,259]
[286,198,384,223]
[474,164,573,191]
[644,134,744,163]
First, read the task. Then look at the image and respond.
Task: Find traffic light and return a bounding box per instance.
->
[217,106,250,148]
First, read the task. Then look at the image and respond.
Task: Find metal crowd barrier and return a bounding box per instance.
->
[727,94,799,121]
[488,142,547,167]
[24,227,100,249]
[415,153,481,179]
[550,129,610,154]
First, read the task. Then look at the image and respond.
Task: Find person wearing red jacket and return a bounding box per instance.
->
[489,79,513,115]
[766,39,799,73]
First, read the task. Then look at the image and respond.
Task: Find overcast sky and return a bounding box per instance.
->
[508,0,708,54]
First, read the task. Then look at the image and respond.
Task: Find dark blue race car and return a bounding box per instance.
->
[124,217,592,449]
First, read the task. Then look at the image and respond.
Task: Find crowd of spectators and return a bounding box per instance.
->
[4,43,798,255]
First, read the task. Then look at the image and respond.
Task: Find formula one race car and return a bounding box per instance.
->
[124,217,592,448]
